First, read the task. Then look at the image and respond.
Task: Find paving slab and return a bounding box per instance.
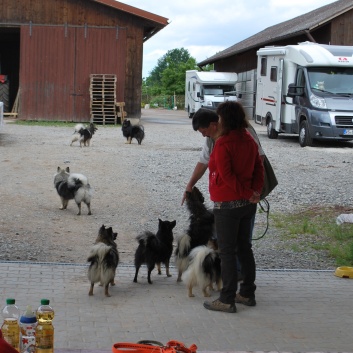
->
[1,261,352,353]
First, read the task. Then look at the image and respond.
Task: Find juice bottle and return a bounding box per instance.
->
[35,299,54,353]
[1,298,20,352]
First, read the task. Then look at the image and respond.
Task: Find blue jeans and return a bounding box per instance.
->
[213,203,257,304]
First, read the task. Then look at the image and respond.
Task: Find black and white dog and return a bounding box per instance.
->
[54,166,92,215]
[70,123,98,147]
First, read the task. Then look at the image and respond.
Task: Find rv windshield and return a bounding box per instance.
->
[202,85,235,96]
[307,67,353,94]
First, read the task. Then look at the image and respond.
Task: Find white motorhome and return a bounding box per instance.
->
[185,70,238,118]
[255,42,353,146]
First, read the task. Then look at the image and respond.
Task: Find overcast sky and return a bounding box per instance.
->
[123,0,337,77]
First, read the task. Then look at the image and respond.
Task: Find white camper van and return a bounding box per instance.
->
[255,42,353,147]
[185,70,238,118]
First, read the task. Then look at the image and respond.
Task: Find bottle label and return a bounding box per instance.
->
[21,335,36,353]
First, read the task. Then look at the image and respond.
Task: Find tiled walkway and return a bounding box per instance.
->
[1,261,353,353]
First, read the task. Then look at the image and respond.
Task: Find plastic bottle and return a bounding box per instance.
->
[19,305,37,353]
[35,299,54,353]
[1,298,20,352]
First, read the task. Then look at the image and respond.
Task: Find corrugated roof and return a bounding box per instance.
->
[91,0,169,41]
[198,0,353,66]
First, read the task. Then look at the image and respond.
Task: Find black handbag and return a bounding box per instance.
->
[260,154,278,200]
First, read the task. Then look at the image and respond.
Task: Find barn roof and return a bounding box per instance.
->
[92,0,169,41]
[198,0,353,66]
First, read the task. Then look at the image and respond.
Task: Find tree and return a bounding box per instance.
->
[147,48,198,94]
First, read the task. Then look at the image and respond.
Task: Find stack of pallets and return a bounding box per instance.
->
[90,74,117,125]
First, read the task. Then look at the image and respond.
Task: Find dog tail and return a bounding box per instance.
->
[74,123,85,133]
[68,173,89,188]
[175,234,191,258]
[136,231,160,252]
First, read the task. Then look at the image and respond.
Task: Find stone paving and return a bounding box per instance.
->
[1,261,353,353]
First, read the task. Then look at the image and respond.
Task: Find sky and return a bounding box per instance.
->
[122,0,337,78]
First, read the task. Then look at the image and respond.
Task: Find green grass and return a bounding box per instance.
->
[271,205,353,266]
[11,120,120,127]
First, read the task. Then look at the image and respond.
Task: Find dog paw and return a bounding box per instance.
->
[167,274,172,277]
[88,292,93,296]
[188,294,195,298]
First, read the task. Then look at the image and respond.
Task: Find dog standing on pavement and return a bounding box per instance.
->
[87,225,119,297]
[182,245,221,297]
[133,218,176,284]
[175,186,215,282]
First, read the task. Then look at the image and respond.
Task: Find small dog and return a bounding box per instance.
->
[122,119,145,145]
[182,245,222,298]
[133,218,176,284]
[53,166,92,215]
[87,225,119,297]
[175,186,215,282]
[70,122,98,147]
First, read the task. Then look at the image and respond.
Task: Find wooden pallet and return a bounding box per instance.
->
[90,74,117,125]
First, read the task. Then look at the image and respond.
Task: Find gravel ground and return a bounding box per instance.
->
[1,109,352,270]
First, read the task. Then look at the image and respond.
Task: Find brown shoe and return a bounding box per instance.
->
[203,299,237,313]
[235,293,256,306]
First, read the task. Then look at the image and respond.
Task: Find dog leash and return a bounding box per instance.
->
[253,198,270,241]
[112,340,197,353]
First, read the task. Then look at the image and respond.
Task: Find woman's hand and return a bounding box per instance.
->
[249,191,260,204]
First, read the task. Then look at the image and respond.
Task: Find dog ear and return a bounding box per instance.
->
[65,167,70,173]
[171,220,176,229]
[57,166,61,172]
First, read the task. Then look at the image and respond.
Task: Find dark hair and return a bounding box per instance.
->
[192,108,218,131]
[216,101,249,132]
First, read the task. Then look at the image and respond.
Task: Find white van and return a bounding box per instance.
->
[185,70,238,118]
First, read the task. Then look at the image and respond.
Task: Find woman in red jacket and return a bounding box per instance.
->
[203,101,264,313]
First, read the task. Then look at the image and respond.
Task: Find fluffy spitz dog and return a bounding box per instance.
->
[70,122,98,147]
[182,245,221,298]
[87,225,119,297]
[133,218,176,284]
[54,166,92,215]
[122,119,145,145]
[175,186,215,282]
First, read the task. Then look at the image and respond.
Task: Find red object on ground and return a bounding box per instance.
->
[0,329,19,353]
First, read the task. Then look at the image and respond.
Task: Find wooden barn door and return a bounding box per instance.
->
[20,25,126,121]
[20,25,76,121]
[74,26,127,121]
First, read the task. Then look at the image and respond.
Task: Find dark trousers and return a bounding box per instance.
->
[213,203,257,304]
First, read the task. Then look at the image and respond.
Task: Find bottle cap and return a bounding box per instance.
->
[40,299,50,305]
[5,299,15,305]
[20,306,36,324]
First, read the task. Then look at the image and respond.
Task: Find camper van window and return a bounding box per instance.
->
[296,69,306,95]
[308,67,353,94]
[270,67,277,82]
[260,57,267,76]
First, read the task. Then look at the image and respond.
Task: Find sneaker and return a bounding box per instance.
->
[203,299,237,313]
[235,293,256,306]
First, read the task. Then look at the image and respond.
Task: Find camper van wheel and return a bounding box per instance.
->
[267,119,278,139]
[188,107,194,119]
[299,120,313,147]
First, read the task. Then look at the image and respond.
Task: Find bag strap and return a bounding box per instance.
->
[112,341,197,353]
[253,198,270,241]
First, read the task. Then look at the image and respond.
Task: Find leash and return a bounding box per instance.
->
[112,340,198,353]
[253,198,270,241]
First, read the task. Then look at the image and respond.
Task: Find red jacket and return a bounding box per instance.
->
[209,129,264,202]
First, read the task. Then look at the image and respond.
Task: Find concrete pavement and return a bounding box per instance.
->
[1,261,353,353]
